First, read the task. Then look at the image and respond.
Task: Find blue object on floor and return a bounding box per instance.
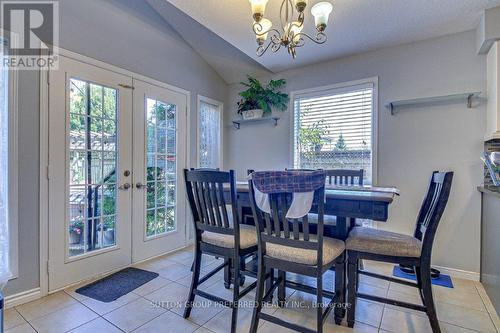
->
[76,267,159,302]
[393,266,453,288]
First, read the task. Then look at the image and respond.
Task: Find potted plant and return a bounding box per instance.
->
[237,75,289,120]
[69,219,84,245]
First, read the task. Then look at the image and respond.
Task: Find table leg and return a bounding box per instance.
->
[334,216,349,322]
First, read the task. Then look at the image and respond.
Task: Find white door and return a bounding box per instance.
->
[131,79,188,262]
[48,56,133,291]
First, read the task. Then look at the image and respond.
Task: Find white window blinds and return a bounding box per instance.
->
[199,100,221,169]
[293,82,374,184]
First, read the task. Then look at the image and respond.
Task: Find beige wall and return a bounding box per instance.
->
[224,30,486,274]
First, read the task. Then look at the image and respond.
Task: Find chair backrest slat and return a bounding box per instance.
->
[210,181,223,227]
[413,171,453,261]
[196,182,209,224]
[204,182,217,225]
[216,182,230,228]
[280,195,290,239]
[302,214,310,241]
[270,194,282,237]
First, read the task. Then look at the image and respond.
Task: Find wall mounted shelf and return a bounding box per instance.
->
[232,117,280,129]
[386,92,482,115]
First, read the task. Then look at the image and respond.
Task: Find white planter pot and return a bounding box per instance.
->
[241,109,264,120]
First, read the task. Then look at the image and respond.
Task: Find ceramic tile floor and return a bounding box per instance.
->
[4,247,499,333]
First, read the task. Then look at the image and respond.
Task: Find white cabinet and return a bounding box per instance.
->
[486,41,500,141]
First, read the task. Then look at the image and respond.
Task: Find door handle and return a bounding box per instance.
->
[135,182,145,189]
[118,183,131,190]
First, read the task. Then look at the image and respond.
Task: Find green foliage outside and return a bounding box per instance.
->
[299,110,330,153]
[334,133,348,151]
[237,75,289,114]
[68,81,177,238]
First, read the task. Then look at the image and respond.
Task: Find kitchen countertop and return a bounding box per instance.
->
[478,186,500,199]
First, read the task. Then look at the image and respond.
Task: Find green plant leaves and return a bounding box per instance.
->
[237,75,289,114]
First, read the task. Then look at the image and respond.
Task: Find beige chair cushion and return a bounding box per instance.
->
[202,224,257,249]
[346,227,422,257]
[266,235,345,266]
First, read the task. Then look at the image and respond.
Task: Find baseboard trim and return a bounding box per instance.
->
[432,265,480,281]
[4,288,41,309]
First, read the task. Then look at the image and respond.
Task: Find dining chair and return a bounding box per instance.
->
[308,169,365,234]
[325,169,364,186]
[248,170,346,333]
[183,169,258,333]
[346,171,454,333]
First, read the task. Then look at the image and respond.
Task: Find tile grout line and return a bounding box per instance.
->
[11,307,40,333]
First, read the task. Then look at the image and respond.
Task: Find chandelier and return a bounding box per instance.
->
[249,0,333,59]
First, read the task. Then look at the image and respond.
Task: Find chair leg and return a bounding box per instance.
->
[415,266,425,305]
[356,259,361,292]
[347,254,357,328]
[278,270,286,307]
[265,268,274,302]
[239,256,246,286]
[183,249,202,318]
[230,256,240,333]
[420,265,441,333]
[224,257,231,289]
[249,257,266,333]
[334,252,346,324]
[316,274,324,333]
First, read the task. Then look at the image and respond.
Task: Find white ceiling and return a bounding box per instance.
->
[163,0,500,75]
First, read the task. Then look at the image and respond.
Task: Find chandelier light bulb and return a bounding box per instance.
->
[249,0,269,22]
[311,2,333,31]
[255,19,273,45]
[293,0,308,12]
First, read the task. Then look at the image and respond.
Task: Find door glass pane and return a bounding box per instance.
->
[145,98,176,238]
[68,78,118,257]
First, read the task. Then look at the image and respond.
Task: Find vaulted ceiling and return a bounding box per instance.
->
[148,0,500,83]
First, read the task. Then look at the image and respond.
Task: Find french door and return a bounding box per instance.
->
[131,79,187,262]
[48,55,188,291]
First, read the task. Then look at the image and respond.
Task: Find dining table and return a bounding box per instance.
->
[224,181,399,323]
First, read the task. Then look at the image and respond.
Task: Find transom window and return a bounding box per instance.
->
[293,79,377,184]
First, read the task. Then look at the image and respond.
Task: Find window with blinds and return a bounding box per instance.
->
[198,98,222,169]
[293,81,375,184]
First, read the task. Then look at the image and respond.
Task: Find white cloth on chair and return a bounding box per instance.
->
[254,186,314,219]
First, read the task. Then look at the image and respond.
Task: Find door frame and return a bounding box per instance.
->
[39,48,191,296]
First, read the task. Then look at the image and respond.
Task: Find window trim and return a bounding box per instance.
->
[289,77,378,184]
[0,32,19,279]
[197,95,224,169]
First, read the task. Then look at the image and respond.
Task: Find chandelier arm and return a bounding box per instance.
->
[294,31,328,45]
[271,42,282,53]
[257,39,276,57]
[270,33,282,44]
[279,0,287,33]
[292,12,305,28]
[253,24,282,38]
